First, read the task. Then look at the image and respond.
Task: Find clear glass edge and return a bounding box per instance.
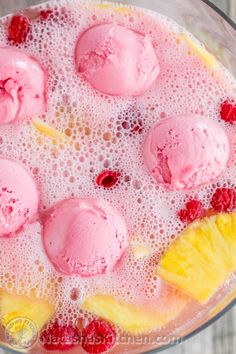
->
[146,0,236,353]
[0,0,235,353]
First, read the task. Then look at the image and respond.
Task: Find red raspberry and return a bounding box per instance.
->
[8,15,31,44]
[178,199,205,223]
[96,170,120,189]
[210,188,236,212]
[40,9,53,20]
[81,319,116,354]
[40,322,79,351]
[122,119,143,135]
[131,119,143,135]
[220,100,236,123]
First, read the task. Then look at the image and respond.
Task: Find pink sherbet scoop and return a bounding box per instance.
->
[43,198,128,277]
[0,47,46,125]
[75,23,160,97]
[0,158,39,237]
[144,115,230,190]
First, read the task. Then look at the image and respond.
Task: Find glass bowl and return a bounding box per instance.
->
[0,1,235,353]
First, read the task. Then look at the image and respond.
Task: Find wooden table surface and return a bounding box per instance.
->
[0,0,235,354]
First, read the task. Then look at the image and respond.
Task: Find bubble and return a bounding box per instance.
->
[70,288,80,301]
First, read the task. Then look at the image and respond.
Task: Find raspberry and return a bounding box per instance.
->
[8,15,31,44]
[96,170,120,189]
[40,10,53,20]
[220,100,236,123]
[40,322,79,351]
[122,119,143,135]
[210,188,236,212]
[131,119,143,135]
[81,320,116,354]
[178,199,205,223]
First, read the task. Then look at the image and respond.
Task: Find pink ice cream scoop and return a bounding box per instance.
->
[75,23,160,97]
[0,47,46,125]
[0,159,39,237]
[42,198,128,277]
[144,115,230,190]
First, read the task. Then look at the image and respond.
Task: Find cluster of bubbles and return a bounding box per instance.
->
[0,0,236,325]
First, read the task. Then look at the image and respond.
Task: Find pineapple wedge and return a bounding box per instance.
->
[132,243,153,260]
[181,34,218,69]
[0,341,25,353]
[0,290,55,346]
[32,118,67,141]
[89,2,130,13]
[83,286,187,335]
[157,212,236,304]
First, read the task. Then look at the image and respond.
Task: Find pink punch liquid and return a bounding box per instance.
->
[0,1,236,353]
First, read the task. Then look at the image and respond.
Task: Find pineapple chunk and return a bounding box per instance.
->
[157,212,236,304]
[181,34,218,69]
[83,286,187,335]
[0,341,25,353]
[89,2,130,13]
[32,118,67,141]
[132,243,153,260]
[0,290,55,345]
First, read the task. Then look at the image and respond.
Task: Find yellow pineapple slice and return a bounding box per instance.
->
[83,286,188,335]
[0,341,25,353]
[181,34,218,69]
[156,212,236,304]
[0,290,55,346]
[32,118,67,141]
[132,243,153,260]
[89,2,130,13]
